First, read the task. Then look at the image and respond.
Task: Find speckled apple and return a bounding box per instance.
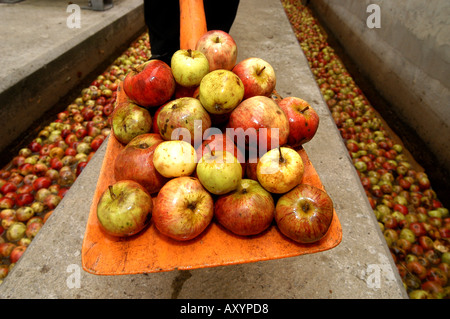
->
[96,180,153,237]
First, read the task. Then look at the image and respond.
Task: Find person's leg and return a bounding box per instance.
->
[144,0,180,65]
[203,0,240,33]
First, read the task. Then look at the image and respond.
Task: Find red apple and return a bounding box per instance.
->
[9,245,27,264]
[215,179,275,236]
[32,176,52,191]
[25,222,42,239]
[174,83,198,99]
[152,103,165,135]
[44,194,61,210]
[76,161,88,176]
[16,193,34,207]
[65,133,78,146]
[275,184,334,243]
[96,180,153,237]
[232,57,276,99]
[245,148,259,181]
[123,59,175,108]
[114,133,168,194]
[152,176,214,241]
[17,184,33,194]
[90,136,105,151]
[195,30,238,71]
[103,102,115,117]
[1,182,17,195]
[0,242,16,258]
[0,265,8,280]
[28,141,42,153]
[278,97,320,147]
[227,96,289,153]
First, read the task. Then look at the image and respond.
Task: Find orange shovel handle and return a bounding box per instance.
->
[179,0,208,50]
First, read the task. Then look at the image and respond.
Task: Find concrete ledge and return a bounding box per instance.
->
[0,0,146,161]
[0,0,407,299]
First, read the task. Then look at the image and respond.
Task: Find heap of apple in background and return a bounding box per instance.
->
[0,36,151,281]
[282,0,449,299]
[98,30,334,244]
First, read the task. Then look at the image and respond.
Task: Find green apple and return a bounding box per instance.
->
[198,69,244,114]
[96,180,153,237]
[196,150,242,195]
[153,140,197,178]
[111,100,152,144]
[171,49,210,88]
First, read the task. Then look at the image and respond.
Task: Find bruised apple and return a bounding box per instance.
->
[215,179,275,236]
[123,59,175,108]
[114,133,168,194]
[156,97,211,145]
[198,70,244,114]
[275,184,334,243]
[153,177,214,241]
[97,180,153,237]
[111,100,152,144]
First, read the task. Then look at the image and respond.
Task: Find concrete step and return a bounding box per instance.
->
[0,0,146,165]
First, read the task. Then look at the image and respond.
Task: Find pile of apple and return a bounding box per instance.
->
[97,29,335,247]
[0,34,152,282]
[282,0,449,299]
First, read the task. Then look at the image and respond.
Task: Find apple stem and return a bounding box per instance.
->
[301,202,310,213]
[257,66,266,76]
[187,201,197,210]
[278,147,285,164]
[187,49,192,57]
[300,106,310,114]
[215,36,220,43]
[108,185,117,200]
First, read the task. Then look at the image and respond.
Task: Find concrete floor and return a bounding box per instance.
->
[0,0,408,299]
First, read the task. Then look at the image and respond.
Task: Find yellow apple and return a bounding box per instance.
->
[196,150,242,195]
[256,147,304,194]
[153,140,197,178]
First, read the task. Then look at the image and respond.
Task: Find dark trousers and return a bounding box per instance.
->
[144,0,240,65]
